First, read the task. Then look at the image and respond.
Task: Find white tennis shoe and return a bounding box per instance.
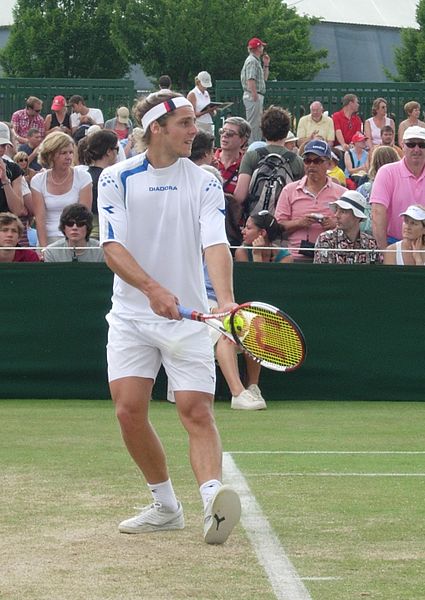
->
[204,485,241,544]
[231,388,267,410]
[248,384,267,406]
[118,501,184,534]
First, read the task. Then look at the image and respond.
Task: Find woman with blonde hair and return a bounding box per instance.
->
[357,145,400,235]
[31,131,92,246]
[13,151,36,183]
[364,97,395,148]
[398,101,425,144]
[384,205,425,265]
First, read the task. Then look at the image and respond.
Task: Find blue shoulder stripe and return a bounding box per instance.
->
[120,158,149,205]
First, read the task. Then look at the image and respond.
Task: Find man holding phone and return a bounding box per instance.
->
[240,37,270,143]
[275,140,346,261]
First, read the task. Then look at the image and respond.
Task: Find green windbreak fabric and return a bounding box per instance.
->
[1,263,423,401]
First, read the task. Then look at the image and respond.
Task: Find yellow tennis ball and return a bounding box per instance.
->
[222,315,232,333]
[223,314,245,334]
[233,314,246,334]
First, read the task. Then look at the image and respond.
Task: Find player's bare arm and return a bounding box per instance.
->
[204,243,235,311]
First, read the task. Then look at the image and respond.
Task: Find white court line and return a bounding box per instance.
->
[223,452,313,600]
[246,472,425,477]
[302,577,342,582]
[230,450,425,454]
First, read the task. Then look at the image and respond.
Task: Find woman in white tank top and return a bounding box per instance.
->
[31,132,92,246]
[187,71,215,134]
[384,205,425,265]
[364,98,395,148]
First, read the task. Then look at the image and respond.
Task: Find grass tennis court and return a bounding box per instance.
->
[1,399,424,600]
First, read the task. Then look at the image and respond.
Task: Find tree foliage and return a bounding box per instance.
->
[110,0,328,89]
[0,0,129,78]
[391,0,425,81]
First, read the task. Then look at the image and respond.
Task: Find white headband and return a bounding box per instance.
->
[141,97,193,131]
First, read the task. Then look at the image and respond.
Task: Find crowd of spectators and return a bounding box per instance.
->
[1,83,425,268]
[2,83,424,414]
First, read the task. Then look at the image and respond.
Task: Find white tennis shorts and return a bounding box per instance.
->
[106,313,216,394]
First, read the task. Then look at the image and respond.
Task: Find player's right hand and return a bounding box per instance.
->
[146,283,181,320]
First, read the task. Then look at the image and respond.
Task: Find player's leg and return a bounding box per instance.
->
[175,390,241,544]
[245,355,267,409]
[107,316,183,534]
[164,322,241,544]
[110,376,168,483]
[215,336,244,397]
[215,337,265,410]
[175,389,221,484]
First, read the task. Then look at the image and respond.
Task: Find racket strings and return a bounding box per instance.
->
[236,307,304,368]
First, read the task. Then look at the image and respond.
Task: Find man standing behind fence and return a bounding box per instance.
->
[240,37,270,143]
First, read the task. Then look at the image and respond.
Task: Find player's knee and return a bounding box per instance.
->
[179,396,215,430]
[114,399,145,430]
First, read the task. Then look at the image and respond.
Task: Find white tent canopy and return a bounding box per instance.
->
[289,0,419,29]
[0,0,15,27]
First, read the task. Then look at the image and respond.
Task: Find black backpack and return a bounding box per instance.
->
[246,147,296,217]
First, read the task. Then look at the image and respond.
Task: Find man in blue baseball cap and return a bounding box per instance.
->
[275,139,346,261]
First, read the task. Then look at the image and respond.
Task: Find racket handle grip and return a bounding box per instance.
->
[178,305,195,320]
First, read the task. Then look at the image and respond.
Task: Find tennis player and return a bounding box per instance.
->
[98,90,241,544]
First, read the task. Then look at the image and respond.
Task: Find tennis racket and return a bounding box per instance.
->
[178,301,306,372]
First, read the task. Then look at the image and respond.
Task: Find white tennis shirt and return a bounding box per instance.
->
[98,154,228,321]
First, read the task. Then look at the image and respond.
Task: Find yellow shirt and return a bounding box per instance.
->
[297,114,335,142]
[327,165,346,185]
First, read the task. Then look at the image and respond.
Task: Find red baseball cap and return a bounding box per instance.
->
[51,95,66,110]
[351,131,367,143]
[248,37,267,49]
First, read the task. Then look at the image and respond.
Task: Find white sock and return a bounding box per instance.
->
[199,479,222,511]
[147,479,179,512]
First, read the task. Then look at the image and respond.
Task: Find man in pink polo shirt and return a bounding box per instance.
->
[370,125,425,248]
[275,140,346,261]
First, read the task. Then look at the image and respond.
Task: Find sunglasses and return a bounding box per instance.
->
[218,128,239,138]
[64,220,87,228]
[405,141,425,149]
[18,158,29,163]
[303,156,326,165]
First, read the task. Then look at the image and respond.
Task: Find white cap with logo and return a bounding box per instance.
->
[196,71,212,88]
[403,126,425,141]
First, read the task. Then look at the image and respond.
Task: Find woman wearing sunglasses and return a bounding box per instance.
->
[13,151,36,183]
[43,203,103,262]
[383,205,425,266]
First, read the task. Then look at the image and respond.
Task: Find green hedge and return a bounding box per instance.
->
[1,262,423,401]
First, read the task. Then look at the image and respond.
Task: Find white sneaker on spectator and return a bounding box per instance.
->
[118,501,184,533]
[204,485,241,544]
[231,389,267,410]
[248,384,267,406]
